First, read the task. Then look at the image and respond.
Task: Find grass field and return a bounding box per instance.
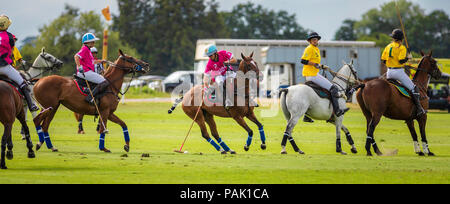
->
[0,102,449,184]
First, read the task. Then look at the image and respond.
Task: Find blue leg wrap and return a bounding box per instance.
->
[43,132,53,149]
[259,126,266,143]
[36,126,45,143]
[123,127,130,142]
[99,133,106,150]
[246,131,253,147]
[217,138,230,152]
[207,138,221,151]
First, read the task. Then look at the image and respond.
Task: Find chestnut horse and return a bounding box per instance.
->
[356,51,442,156]
[0,80,35,169]
[32,50,149,153]
[169,53,266,154]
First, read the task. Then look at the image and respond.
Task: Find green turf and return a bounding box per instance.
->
[0,102,449,184]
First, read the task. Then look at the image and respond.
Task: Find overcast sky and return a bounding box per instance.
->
[2,0,449,46]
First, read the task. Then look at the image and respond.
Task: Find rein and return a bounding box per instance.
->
[102,57,145,96]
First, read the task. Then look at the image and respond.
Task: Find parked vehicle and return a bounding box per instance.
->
[163,71,202,93]
[427,73,450,112]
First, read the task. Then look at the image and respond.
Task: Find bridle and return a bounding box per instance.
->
[26,53,63,81]
[327,63,361,98]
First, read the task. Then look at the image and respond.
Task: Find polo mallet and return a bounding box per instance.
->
[174,86,204,153]
[395,0,410,50]
[84,78,108,134]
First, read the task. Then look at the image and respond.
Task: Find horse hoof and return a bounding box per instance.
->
[101,148,111,153]
[1,165,7,170]
[351,148,358,154]
[51,148,59,152]
[6,150,13,160]
[28,151,36,158]
[244,146,249,151]
[339,151,347,155]
[229,150,236,154]
[366,152,373,156]
[428,152,435,156]
[417,152,425,156]
[281,150,287,154]
[298,150,305,155]
[376,152,383,156]
[261,144,266,150]
[221,151,227,155]
[78,130,85,134]
[124,145,130,152]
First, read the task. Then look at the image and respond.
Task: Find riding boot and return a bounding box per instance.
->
[412,86,426,117]
[19,82,39,112]
[85,80,109,105]
[330,85,349,117]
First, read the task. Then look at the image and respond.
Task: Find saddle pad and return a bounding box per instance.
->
[387,79,411,98]
[0,76,24,98]
[73,79,88,96]
[305,81,331,99]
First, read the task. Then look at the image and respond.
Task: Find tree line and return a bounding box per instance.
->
[20,0,449,76]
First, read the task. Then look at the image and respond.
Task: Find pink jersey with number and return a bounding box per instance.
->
[76,45,95,73]
[204,50,233,81]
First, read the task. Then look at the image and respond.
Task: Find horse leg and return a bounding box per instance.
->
[75,113,85,134]
[97,110,110,153]
[333,117,347,155]
[197,116,222,153]
[18,110,35,158]
[204,112,235,154]
[109,113,130,152]
[417,115,433,156]
[366,114,383,156]
[232,116,254,152]
[406,120,423,156]
[246,111,266,150]
[37,105,59,152]
[281,113,304,154]
[330,121,357,154]
[1,124,12,169]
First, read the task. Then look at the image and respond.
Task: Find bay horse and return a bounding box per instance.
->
[356,51,442,156]
[0,80,35,169]
[279,61,360,155]
[32,50,149,153]
[169,53,266,154]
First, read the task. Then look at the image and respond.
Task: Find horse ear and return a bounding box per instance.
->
[429,50,433,57]
[250,52,254,58]
[119,49,124,56]
[41,47,45,53]
[420,50,425,56]
[241,53,246,61]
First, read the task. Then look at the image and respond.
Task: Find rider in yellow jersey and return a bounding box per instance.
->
[381,29,425,117]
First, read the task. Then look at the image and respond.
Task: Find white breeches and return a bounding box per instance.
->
[386,68,415,91]
[77,71,106,84]
[0,64,24,85]
[305,74,333,90]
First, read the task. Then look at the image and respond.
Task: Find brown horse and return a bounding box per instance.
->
[32,50,149,153]
[169,53,266,154]
[356,51,442,156]
[0,80,35,169]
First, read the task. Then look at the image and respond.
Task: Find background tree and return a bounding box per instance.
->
[114,0,229,75]
[334,19,357,41]
[222,2,309,39]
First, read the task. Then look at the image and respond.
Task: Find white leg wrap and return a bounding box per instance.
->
[413,141,421,153]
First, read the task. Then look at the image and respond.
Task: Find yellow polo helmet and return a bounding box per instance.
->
[0,15,12,31]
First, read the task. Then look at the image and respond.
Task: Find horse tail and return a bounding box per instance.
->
[280,88,290,120]
[168,96,184,114]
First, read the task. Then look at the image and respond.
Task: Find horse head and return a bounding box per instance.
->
[418,50,442,80]
[32,47,63,70]
[239,52,262,81]
[115,49,150,74]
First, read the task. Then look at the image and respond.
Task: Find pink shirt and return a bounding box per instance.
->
[0,31,13,66]
[204,50,233,81]
[76,45,95,73]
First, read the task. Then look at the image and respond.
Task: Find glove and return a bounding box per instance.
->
[77,66,85,76]
[321,65,330,70]
[407,53,413,60]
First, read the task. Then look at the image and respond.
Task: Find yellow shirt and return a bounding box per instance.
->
[11,46,22,68]
[381,41,407,68]
[301,44,321,76]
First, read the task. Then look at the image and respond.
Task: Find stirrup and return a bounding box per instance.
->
[303,116,314,123]
[335,108,350,117]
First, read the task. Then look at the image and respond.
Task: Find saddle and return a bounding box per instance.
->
[73,74,98,96]
[305,81,331,99]
[387,79,411,98]
[0,75,24,98]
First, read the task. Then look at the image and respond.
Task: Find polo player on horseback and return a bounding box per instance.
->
[74,33,107,105]
[300,32,349,120]
[203,44,237,109]
[0,15,38,112]
[381,29,425,117]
